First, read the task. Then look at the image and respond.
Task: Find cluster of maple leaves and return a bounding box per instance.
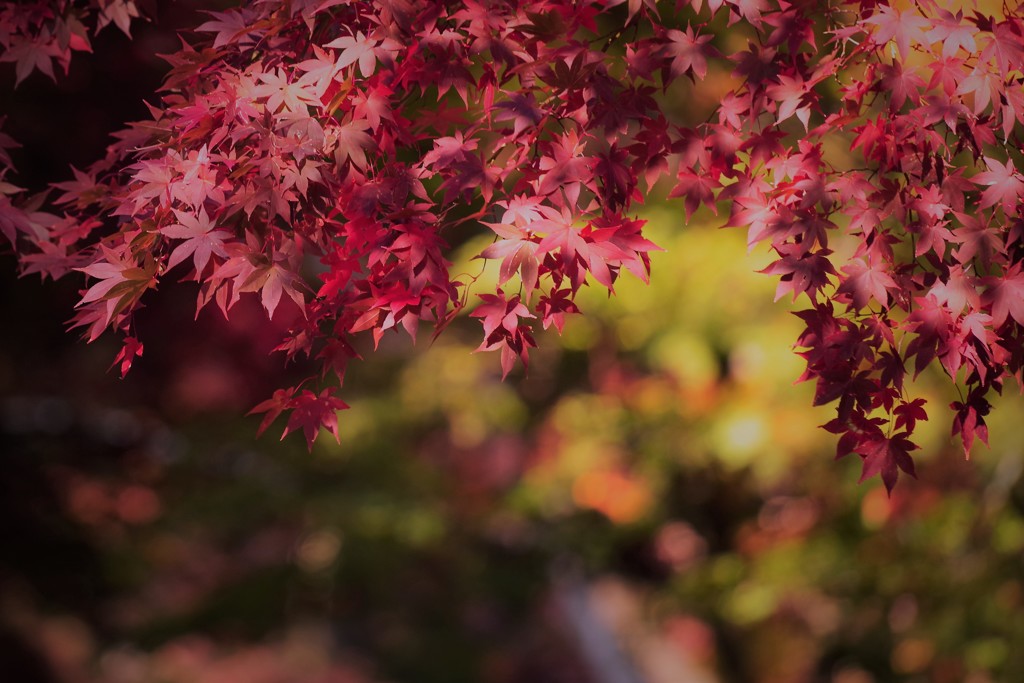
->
[2,0,1024,492]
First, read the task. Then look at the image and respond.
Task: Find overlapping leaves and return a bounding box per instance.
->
[2,0,1024,490]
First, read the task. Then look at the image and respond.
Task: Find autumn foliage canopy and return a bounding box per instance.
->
[2,0,1024,492]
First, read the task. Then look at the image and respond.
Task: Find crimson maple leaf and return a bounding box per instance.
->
[471,291,537,379]
[951,394,990,459]
[110,336,144,378]
[283,389,349,450]
[893,398,928,434]
[760,245,837,302]
[669,169,720,221]
[857,431,918,495]
[249,388,297,438]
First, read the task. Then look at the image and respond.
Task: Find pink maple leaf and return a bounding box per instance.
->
[195,8,263,49]
[837,258,898,310]
[283,389,349,450]
[663,26,712,78]
[161,207,231,276]
[983,263,1024,327]
[863,5,929,60]
[324,31,380,78]
[973,157,1024,214]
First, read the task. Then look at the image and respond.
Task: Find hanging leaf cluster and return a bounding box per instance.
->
[3,0,1024,491]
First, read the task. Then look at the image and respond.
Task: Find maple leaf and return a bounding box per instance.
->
[52,165,105,209]
[110,336,144,378]
[879,61,924,111]
[96,0,142,37]
[295,45,345,98]
[535,206,591,288]
[926,8,977,58]
[421,132,478,170]
[238,262,306,320]
[669,169,720,221]
[0,33,59,86]
[982,19,1024,77]
[587,215,660,284]
[766,73,813,128]
[663,26,712,79]
[351,84,394,131]
[905,295,954,377]
[857,431,918,495]
[955,67,1000,115]
[863,5,929,60]
[161,207,231,276]
[760,245,837,303]
[250,386,349,450]
[594,144,637,211]
[249,387,297,437]
[950,212,1003,267]
[73,246,158,341]
[195,8,263,49]
[471,291,537,379]
[972,157,1024,214]
[76,247,141,307]
[536,288,580,333]
[836,257,898,310]
[283,388,349,450]
[537,130,595,205]
[951,394,990,459]
[479,224,540,298]
[893,398,928,434]
[253,68,320,113]
[332,119,374,169]
[124,154,177,214]
[982,263,1024,327]
[324,31,380,78]
[928,265,980,313]
[494,93,543,137]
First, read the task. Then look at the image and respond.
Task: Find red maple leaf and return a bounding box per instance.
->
[836,257,898,310]
[110,336,144,378]
[471,291,537,378]
[982,263,1024,327]
[863,5,929,60]
[669,169,720,221]
[951,394,990,459]
[479,224,540,298]
[663,25,712,78]
[283,389,349,450]
[760,245,837,302]
[857,431,918,495]
[973,157,1024,214]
